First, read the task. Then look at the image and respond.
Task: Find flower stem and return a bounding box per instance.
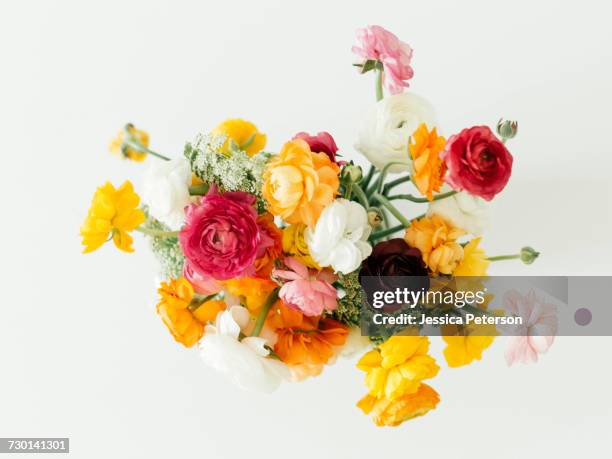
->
[135,227,180,238]
[351,183,370,208]
[251,288,279,337]
[387,190,457,203]
[189,184,209,196]
[383,175,412,195]
[370,223,405,241]
[124,140,171,161]
[487,254,520,262]
[375,67,384,101]
[361,165,377,189]
[371,192,411,227]
[367,161,410,196]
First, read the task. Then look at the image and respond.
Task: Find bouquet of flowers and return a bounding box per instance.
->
[81,25,540,427]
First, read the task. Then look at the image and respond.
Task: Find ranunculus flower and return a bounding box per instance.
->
[359,238,429,311]
[212,118,266,156]
[273,257,338,317]
[305,199,372,274]
[141,157,192,230]
[427,186,488,236]
[405,214,465,275]
[199,306,289,393]
[502,290,557,366]
[409,123,447,201]
[262,139,339,227]
[453,237,489,276]
[442,126,513,201]
[281,223,320,269]
[357,383,440,427]
[352,25,414,95]
[293,131,340,164]
[180,186,260,281]
[355,93,436,172]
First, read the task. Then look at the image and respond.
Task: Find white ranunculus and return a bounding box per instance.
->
[306,199,372,274]
[427,187,489,236]
[199,306,289,393]
[355,92,437,173]
[141,157,192,230]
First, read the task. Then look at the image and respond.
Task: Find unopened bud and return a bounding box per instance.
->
[497,118,518,140]
[367,207,383,228]
[520,246,539,265]
[343,164,363,183]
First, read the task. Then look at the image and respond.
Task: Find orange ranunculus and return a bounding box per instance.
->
[405,214,465,275]
[357,383,440,427]
[212,118,267,156]
[193,299,227,323]
[224,277,278,312]
[156,278,204,347]
[254,213,282,277]
[409,123,447,200]
[268,302,348,366]
[262,139,339,227]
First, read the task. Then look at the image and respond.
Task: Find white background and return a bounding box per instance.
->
[1,0,611,457]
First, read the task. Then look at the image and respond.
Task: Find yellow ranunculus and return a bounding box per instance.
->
[442,332,495,368]
[357,383,440,427]
[80,180,145,253]
[453,237,489,276]
[405,214,465,274]
[281,223,320,269]
[263,139,339,227]
[409,123,447,201]
[212,118,266,156]
[109,124,150,162]
[357,336,439,401]
[157,278,205,347]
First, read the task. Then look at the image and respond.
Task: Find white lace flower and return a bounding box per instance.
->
[199,306,289,393]
[306,199,372,274]
[141,157,192,230]
[427,187,489,236]
[355,92,437,173]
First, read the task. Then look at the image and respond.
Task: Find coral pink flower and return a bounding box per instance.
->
[293,131,342,164]
[352,25,414,95]
[183,262,223,295]
[273,257,338,317]
[442,126,513,201]
[502,290,558,366]
[179,186,260,281]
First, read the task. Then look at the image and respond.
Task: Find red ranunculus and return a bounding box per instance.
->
[179,186,260,280]
[442,126,513,201]
[292,131,341,164]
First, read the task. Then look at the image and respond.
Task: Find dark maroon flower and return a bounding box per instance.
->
[293,131,341,164]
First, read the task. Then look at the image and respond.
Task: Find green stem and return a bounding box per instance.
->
[189,184,209,196]
[188,293,218,312]
[487,254,520,262]
[344,181,353,199]
[375,67,384,101]
[351,183,369,208]
[370,224,405,241]
[251,288,279,337]
[383,175,412,195]
[135,227,180,238]
[124,140,171,161]
[361,165,377,189]
[367,161,410,196]
[387,190,457,203]
[371,192,411,227]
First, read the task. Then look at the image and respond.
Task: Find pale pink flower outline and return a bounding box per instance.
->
[273,257,338,317]
[352,25,414,95]
[503,289,558,366]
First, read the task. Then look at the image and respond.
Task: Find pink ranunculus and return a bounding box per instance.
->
[183,262,223,295]
[442,126,513,201]
[292,131,342,164]
[179,186,260,281]
[502,290,558,366]
[352,25,414,95]
[273,257,338,317]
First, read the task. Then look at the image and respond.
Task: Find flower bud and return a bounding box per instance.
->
[342,164,363,183]
[367,207,384,228]
[520,246,539,265]
[496,119,518,140]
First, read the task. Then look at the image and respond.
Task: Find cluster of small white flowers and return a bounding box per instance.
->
[143,212,185,279]
[185,133,269,211]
